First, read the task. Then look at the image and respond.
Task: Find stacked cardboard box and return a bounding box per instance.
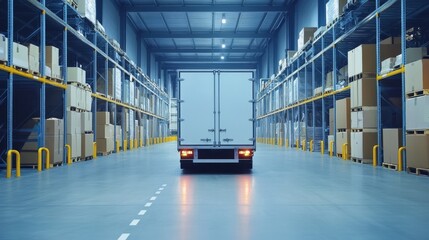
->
[13,42,29,70]
[81,111,94,158]
[336,98,351,157]
[77,0,96,25]
[326,0,347,26]
[116,125,123,149]
[67,110,82,159]
[405,59,429,169]
[108,68,122,100]
[20,118,64,166]
[96,112,114,154]
[383,129,403,166]
[27,44,39,74]
[298,27,317,51]
[46,46,61,79]
[0,34,6,62]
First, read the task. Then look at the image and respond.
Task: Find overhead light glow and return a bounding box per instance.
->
[221,56,225,60]
[222,40,226,49]
[222,13,227,24]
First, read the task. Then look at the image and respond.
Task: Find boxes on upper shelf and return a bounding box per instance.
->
[108,68,122,100]
[406,95,429,130]
[0,34,7,62]
[81,111,93,133]
[46,46,61,79]
[27,44,39,74]
[405,59,429,94]
[96,112,110,125]
[406,47,428,64]
[13,42,29,70]
[326,0,347,26]
[67,110,82,134]
[383,129,402,165]
[380,57,397,74]
[329,108,334,135]
[67,67,86,84]
[77,0,96,25]
[298,27,317,51]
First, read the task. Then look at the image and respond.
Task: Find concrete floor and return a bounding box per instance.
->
[0,142,428,240]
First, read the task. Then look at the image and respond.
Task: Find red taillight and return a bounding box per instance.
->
[180,150,194,159]
[238,149,253,159]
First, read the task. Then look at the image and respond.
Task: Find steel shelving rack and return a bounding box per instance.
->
[0,0,169,168]
[257,0,427,170]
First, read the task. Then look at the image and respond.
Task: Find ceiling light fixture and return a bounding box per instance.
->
[222,40,226,49]
[222,13,227,24]
[221,55,225,60]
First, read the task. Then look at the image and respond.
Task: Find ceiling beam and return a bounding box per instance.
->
[157,57,258,63]
[162,63,257,70]
[126,5,285,12]
[151,48,263,53]
[141,31,272,38]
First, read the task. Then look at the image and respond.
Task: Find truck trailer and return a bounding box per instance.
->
[177,70,256,169]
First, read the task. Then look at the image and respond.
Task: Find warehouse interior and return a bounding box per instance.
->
[1,0,429,239]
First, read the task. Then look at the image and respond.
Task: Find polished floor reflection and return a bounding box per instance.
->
[0,142,428,240]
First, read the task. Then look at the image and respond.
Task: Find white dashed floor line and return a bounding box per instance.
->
[159,188,164,191]
[118,233,130,240]
[145,202,153,207]
[129,219,140,226]
[162,184,167,187]
[155,191,161,194]
[138,210,147,216]
[150,196,157,201]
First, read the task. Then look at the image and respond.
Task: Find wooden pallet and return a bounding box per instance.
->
[351,107,363,112]
[50,162,63,168]
[406,130,429,135]
[351,157,372,164]
[337,153,343,158]
[68,106,87,112]
[337,128,348,132]
[83,156,94,161]
[406,89,429,98]
[382,162,398,170]
[67,81,86,88]
[351,129,363,132]
[324,89,333,95]
[13,66,29,73]
[97,151,112,156]
[349,73,377,82]
[29,70,40,76]
[407,167,429,176]
[327,18,338,28]
[72,157,81,163]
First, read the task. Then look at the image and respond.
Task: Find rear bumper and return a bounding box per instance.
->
[180,159,252,169]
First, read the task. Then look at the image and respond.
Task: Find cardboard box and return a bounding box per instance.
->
[351,131,378,161]
[67,110,82,134]
[81,111,93,133]
[66,84,82,109]
[116,126,123,147]
[350,78,377,108]
[28,44,39,73]
[67,67,86,84]
[13,42,29,69]
[46,46,59,68]
[0,34,7,62]
[336,130,351,155]
[336,98,351,129]
[325,71,333,90]
[405,59,429,93]
[96,124,114,138]
[80,86,92,112]
[383,129,403,165]
[97,112,110,125]
[46,118,64,135]
[298,27,317,51]
[381,57,396,74]
[67,133,81,158]
[406,95,429,130]
[381,37,401,45]
[81,133,94,158]
[97,137,114,153]
[108,68,122,100]
[406,47,428,64]
[329,108,334,135]
[406,134,429,169]
[77,0,96,25]
[51,65,61,79]
[351,107,377,129]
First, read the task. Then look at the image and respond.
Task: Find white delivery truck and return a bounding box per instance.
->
[177,70,256,169]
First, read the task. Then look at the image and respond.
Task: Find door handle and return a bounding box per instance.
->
[223,138,233,142]
[208,129,215,132]
[200,138,212,142]
[219,129,227,132]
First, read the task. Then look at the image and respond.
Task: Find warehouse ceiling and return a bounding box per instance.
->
[118,0,289,68]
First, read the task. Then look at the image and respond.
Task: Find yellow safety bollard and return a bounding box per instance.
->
[320,141,324,155]
[285,138,289,148]
[130,139,134,150]
[302,140,306,151]
[116,140,120,153]
[6,150,21,178]
[373,145,379,167]
[124,140,128,152]
[135,139,138,148]
[398,147,406,172]
[329,141,334,157]
[310,140,314,152]
[296,140,299,150]
[38,147,50,171]
[342,143,348,160]
[93,142,97,159]
[65,144,72,165]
